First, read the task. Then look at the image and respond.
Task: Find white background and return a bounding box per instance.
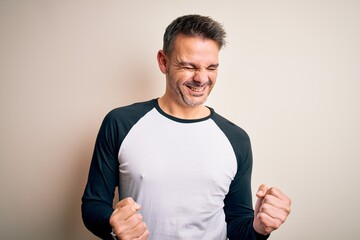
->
[1,0,359,239]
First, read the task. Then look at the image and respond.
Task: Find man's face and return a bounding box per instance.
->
[162,34,219,108]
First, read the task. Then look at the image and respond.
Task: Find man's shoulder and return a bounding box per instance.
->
[100,99,155,129]
[212,112,247,135]
[211,112,249,138]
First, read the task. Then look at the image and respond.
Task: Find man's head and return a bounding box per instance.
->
[162,14,227,55]
[157,15,226,117]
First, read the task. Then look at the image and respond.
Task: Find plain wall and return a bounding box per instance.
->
[1,0,359,239]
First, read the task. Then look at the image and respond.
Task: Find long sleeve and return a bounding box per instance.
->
[212,113,270,240]
[81,112,121,239]
[81,100,154,239]
[223,140,269,240]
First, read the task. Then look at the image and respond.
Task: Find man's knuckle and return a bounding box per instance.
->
[281,213,289,222]
[260,203,269,211]
[263,195,272,202]
[268,187,277,194]
[274,220,282,229]
[258,212,266,221]
[109,217,115,225]
[286,206,291,214]
[124,197,133,204]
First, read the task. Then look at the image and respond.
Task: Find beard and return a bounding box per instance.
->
[177,80,213,107]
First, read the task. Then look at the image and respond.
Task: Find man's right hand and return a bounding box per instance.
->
[109,197,149,240]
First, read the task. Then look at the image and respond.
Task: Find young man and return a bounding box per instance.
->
[82,15,291,240]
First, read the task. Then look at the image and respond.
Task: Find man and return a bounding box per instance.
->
[82,14,291,240]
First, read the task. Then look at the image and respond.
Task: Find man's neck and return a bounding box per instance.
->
[158,97,210,120]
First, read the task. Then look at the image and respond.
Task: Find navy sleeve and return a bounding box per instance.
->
[81,111,121,239]
[212,113,269,240]
[81,100,154,239]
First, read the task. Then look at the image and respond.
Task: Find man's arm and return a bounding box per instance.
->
[82,101,154,239]
[81,112,120,239]
[223,138,270,240]
[211,113,265,239]
[222,125,291,239]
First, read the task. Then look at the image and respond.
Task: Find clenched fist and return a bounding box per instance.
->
[109,197,149,240]
[253,184,291,235]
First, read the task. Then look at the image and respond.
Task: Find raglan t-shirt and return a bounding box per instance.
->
[81,99,269,240]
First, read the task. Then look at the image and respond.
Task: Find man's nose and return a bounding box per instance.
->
[193,69,208,84]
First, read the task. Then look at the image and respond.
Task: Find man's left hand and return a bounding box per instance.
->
[253,184,291,235]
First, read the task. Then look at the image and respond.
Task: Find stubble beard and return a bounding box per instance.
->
[177,81,212,107]
[166,67,213,108]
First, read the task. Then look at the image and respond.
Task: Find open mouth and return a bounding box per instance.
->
[187,86,206,92]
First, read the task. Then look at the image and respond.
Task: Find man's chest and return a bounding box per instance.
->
[118,114,237,197]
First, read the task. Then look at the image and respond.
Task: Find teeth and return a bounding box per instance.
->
[189,86,205,92]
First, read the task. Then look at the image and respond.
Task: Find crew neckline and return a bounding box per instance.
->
[152,98,214,123]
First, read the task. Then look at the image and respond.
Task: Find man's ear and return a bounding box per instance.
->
[157,50,168,74]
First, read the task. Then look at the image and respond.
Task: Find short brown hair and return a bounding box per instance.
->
[163,14,227,55]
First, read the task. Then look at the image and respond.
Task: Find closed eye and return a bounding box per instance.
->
[207,64,219,71]
[179,63,196,71]
[178,62,219,71]
[182,67,195,71]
